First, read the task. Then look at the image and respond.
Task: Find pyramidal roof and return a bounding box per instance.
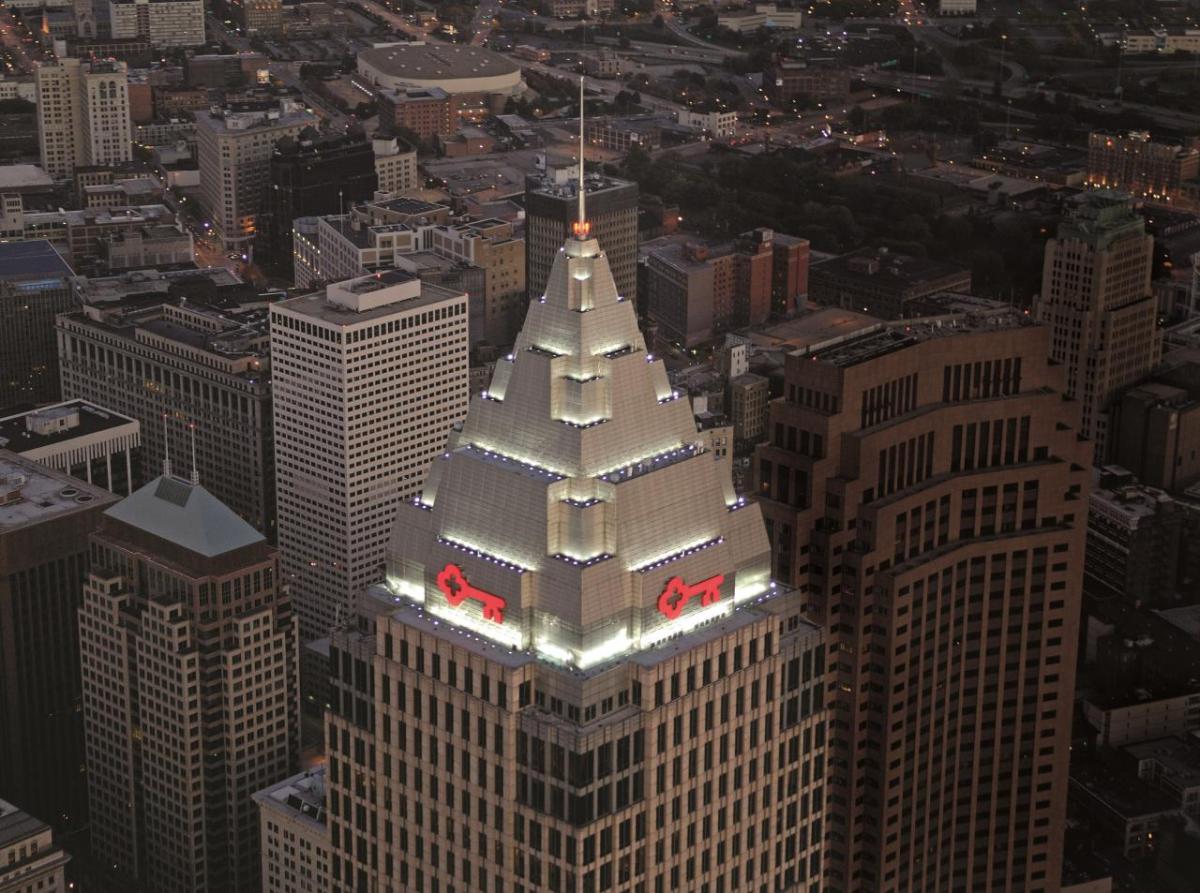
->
[105,475,264,558]
[385,113,773,670]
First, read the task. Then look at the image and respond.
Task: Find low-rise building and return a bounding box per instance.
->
[1086,131,1200,203]
[1070,758,1179,859]
[253,769,330,893]
[1112,357,1200,494]
[937,0,976,14]
[719,3,803,32]
[809,246,972,318]
[377,86,458,142]
[677,107,739,138]
[763,58,851,103]
[1124,736,1200,818]
[1083,690,1200,748]
[0,400,140,494]
[14,203,182,267]
[1086,466,1185,607]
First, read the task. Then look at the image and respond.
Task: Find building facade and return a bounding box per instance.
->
[1035,191,1161,461]
[525,167,638,307]
[56,294,275,537]
[107,0,205,46]
[0,241,75,412]
[0,453,118,832]
[195,101,318,250]
[377,87,458,143]
[267,129,378,274]
[35,58,132,180]
[230,0,283,34]
[270,271,469,643]
[372,135,419,197]
[426,217,526,346]
[321,207,829,893]
[754,312,1091,892]
[81,472,299,892]
[1085,131,1200,203]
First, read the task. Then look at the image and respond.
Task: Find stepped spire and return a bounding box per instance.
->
[573,76,590,240]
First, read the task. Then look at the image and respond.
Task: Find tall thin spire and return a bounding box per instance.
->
[573,76,590,239]
[188,422,200,486]
[162,413,172,478]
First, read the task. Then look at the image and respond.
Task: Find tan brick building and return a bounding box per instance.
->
[754,311,1091,892]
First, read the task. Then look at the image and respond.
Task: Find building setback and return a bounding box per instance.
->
[1035,191,1161,462]
[754,311,1091,891]
[81,472,299,892]
[320,198,829,893]
[270,271,469,644]
[0,241,75,412]
[57,292,275,536]
[525,166,638,307]
[0,452,118,832]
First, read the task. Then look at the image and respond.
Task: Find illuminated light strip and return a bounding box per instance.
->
[551,552,613,568]
[558,417,608,429]
[596,444,698,481]
[386,574,425,603]
[463,443,569,479]
[578,629,633,669]
[641,599,733,649]
[410,498,433,512]
[429,603,524,649]
[657,391,684,404]
[734,573,774,604]
[726,497,749,512]
[633,536,724,573]
[563,497,602,508]
[603,345,634,359]
[536,639,573,664]
[528,344,564,358]
[480,391,502,402]
[436,535,529,573]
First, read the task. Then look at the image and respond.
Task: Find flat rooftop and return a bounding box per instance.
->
[0,450,118,533]
[0,401,138,453]
[0,240,73,281]
[75,267,245,305]
[253,769,327,830]
[279,275,463,325]
[358,43,518,80]
[802,310,1036,368]
[811,247,970,290]
[747,307,879,351]
[0,163,53,190]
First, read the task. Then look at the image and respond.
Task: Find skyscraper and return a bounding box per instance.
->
[1035,191,1161,462]
[270,271,469,643]
[0,452,117,832]
[0,240,75,412]
[267,129,378,275]
[754,311,1091,892]
[525,164,638,306]
[35,57,132,180]
[80,460,299,892]
[57,284,275,536]
[321,143,829,893]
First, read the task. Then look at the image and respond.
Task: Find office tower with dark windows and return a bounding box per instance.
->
[0,452,117,832]
[270,271,469,644]
[1034,191,1161,462]
[56,283,275,536]
[525,165,638,306]
[754,311,1091,892]
[267,129,378,276]
[80,467,299,892]
[0,241,75,413]
[319,190,829,893]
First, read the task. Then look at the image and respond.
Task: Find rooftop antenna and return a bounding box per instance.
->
[573,76,590,239]
[188,422,200,486]
[162,413,172,478]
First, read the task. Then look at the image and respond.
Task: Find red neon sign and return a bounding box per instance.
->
[436,563,507,624]
[657,574,724,620]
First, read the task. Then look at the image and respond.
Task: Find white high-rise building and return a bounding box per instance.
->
[35,58,132,180]
[270,270,469,643]
[320,106,829,892]
[253,769,331,893]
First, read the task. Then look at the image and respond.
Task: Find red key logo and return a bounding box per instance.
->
[657,574,724,620]
[436,563,508,624]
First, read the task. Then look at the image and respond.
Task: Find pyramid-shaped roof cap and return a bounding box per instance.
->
[105,475,264,558]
